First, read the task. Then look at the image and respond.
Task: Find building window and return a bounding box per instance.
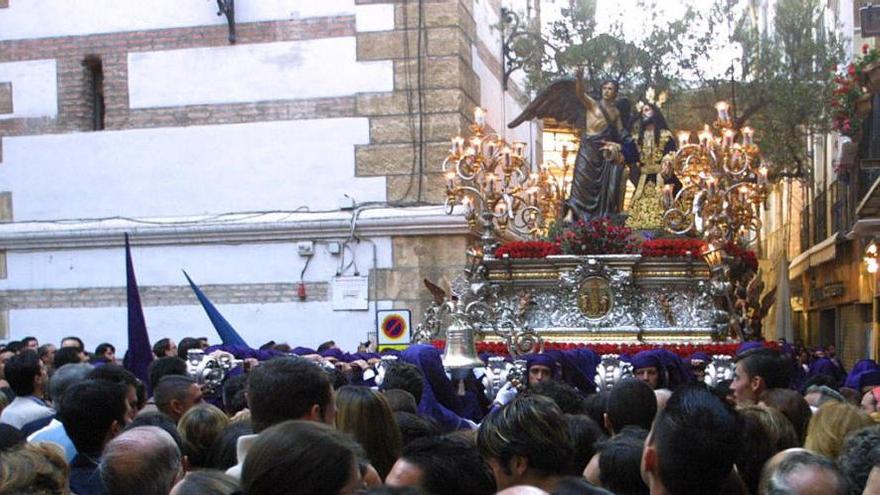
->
[83,56,104,131]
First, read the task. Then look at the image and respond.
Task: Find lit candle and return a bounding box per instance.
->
[741,127,754,146]
[486,140,497,157]
[470,137,482,156]
[722,129,735,149]
[462,196,473,214]
[739,185,749,203]
[486,173,496,193]
[663,184,674,208]
[699,125,713,148]
[715,101,730,122]
[513,141,526,158]
[474,107,486,127]
[446,171,456,189]
[758,166,768,183]
[451,137,464,154]
[706,176,717,195]
[678,131,691,148]
[503,148,512,168]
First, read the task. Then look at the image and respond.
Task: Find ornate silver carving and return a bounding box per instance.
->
[594,354,634,392]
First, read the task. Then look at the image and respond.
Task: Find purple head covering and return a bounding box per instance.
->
[688,352,711,364]
[291,346,317,356]
[320,348,350,362]
[736,341,765,356]
[525,353,561,375]
[844,359,878,389]
[558,349,600,394]
[859,370,880,389]
[630,350,662,371]
[808,357,837,378]
[400,344,469,432]
[628,350,691,390]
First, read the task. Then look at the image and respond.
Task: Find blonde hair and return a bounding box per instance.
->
[804,401,873,459]
[177,403,230,468]
[0,442,69,494]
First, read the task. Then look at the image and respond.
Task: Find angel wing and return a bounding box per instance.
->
[423,278,447,305]
[508,76,586,129]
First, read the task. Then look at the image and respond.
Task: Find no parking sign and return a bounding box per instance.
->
[377,310,411,345]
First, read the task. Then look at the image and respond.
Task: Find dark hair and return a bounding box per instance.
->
[606,379,657,433]
[651,385,741,495]
[48,363,93,407]
[246,357,332,433]
[148,356,187,390]
[178,337,202,360]
[380,362,425,406]
[37,344,55,360]
[126,411,184,452]
[173,470,240,495]
[53,346,84,370]
[95,342,115,356]
[242,420,359,495]
[760,450,849,494]
[383,389,418,414]
[566,414,607,476]
[4,341,23,354]
[597,426,649,495]
[838,425,880,495]
[0,424,25,452]
[553,476,615,495]
[221,373,249,415]
[394,411,439,447]
[316,341,336,353]
[4,350,43,396]
[325,367,350,390]
[477,395,574,478]
[152,338,173,358]
[400,434,496,495]
[336,385,402,479]
[759,388,812,444]
[21,337,37,348]
[61,336,84,351]
[205,421,253,471]
[523,379,589,415]
[87,363,138,389]
[153,375,197,417]
[735,405,799,495]
[736,348,791,389]
[59,380,129,454]
[583,391,610,435]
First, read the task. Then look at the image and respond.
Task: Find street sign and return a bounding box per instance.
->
[377,309,411,345]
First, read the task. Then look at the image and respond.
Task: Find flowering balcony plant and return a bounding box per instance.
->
[830,44,879,139]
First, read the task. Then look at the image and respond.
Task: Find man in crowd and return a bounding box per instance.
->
[28,362,93,461]
[61,336,85,352]
[227,356,336,478]
[477,395,573,492]
[759,449,848,494]
[641,385,740,494]
[386,434,496,495]
[731,347,791,404]
[61,379,132,495]
[100,426,183,495]
[153,375,203,423]
[0,350,52,429]
[604,378,657,435]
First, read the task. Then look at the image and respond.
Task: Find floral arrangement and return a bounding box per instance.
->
[432,340,775,358]
[724,241,759,273]
[494,241,562,259]
[641,238,707,258]
[550,218,640,255]
[830,44,879,138]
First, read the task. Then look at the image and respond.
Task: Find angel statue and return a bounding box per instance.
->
[625,102,679,230]
[508,69,639,222]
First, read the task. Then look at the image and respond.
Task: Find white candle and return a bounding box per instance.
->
[678,131,691,148]
[715,101,730,122]
[742,127,754,146]
[474,107,486,127]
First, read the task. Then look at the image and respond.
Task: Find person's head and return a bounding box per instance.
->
[21,337,38,350]
[100,426,183,495]
[177,337,202,360]
[59,379,131,455]
[526,354,560,386]
[204,421,253,471]
[154,375,203,422]
[732,348,790,404]
[4,349,48,397]
[317,340,337,353]
[148,356,188,391]
[126,411,184,453]
[523,379,588,415]
[153,338,177,358]
[336,385,402,479]
[382,389,418,414]
[242,420,364,495]
[48,362,93,408]
[247,357,334,432]
[758,388,812,444]
[37,343,56,369]
[95,343,116,363]
[566,414,607,476]
[605,379,657,434]
[601,80,619,101]
[804,401,873,459]
[837,425,880,495]
[0,442,69,493]
[221,373,249,416]
[804,384,845,409]
[591,426,649,495]
[641,385,740,495]
[759,449,848,495]
[735,405,800,495]
[54,346,87,369]
[170,470,240,495]
[477,395,574,490]
[88,363,142,420]
[0,424,25,452]
[394,411,439,447]
[178,403,230,469]
[583,392,610,434]
[631,352,664,390]
[386,434,496,495]
[60,336,84,351]
[380,362,425,405]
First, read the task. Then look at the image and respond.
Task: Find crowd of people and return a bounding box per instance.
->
[0,334,878,495]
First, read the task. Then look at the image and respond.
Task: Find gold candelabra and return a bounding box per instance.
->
[444,107,568,255]
[661,101,769,245]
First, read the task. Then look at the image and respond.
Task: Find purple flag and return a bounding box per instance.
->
[123,234,153,390]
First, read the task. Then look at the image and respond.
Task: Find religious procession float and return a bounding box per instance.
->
[412,73,777,381]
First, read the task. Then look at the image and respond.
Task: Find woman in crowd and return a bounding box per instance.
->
[336,385,402,480]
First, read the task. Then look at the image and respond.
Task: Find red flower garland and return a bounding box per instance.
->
[494,241,562,259]
[640,238,707,258]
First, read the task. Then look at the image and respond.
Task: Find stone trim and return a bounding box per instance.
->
[0,282,330,310]
[0,0,8,9]
[0,192,11,222]
[0,82,11,114]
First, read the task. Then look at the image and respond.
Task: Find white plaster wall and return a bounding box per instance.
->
[8,300,391,355]
[471,45,530,147]
[0,238,392,290]
[128,38,393,108]
[0,60,57,120]
[0,0,365,41]
[0,118,386,221]
[355,4,395,32]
